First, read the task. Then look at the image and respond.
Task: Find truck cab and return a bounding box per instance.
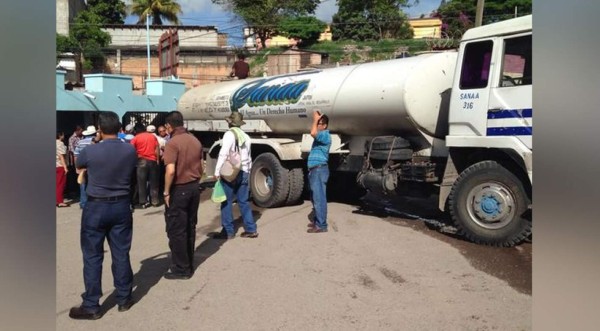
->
[442,15,532,246]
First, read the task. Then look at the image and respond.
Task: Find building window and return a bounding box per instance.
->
[500,35,532,87]
[459,40,493,89]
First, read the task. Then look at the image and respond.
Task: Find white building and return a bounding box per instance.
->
[102,25,223,49]
[56,0,86,36]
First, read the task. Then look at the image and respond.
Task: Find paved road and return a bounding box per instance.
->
[57,190,531,330]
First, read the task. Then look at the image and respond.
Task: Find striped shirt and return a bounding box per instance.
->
[74,136,94,156]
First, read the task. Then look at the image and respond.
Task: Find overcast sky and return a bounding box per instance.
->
[124,0,441,45]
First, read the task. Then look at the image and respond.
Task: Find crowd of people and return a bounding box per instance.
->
[57,109,331,320]
[57,121,171,209]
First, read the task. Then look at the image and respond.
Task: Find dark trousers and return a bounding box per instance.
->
[136,158,159,205]
[65,165,79,199]
[80,199,133,311]
[158,160,166,203]
[164,182,201,275]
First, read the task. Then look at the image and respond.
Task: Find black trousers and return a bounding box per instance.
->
[164,181,201,275]
[136,158,159,205]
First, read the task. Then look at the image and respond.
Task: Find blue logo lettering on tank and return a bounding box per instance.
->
[230,75,311,112]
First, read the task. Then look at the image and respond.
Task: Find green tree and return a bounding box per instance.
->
[87,0,127,24]
[129,0,183,25]
[278,16,327,47]
[212,0,321,49]
[56,34,79,55]
[434,0,532,38]
[69,10,112,71]
[57,0,128,71]
[332,0,414,41]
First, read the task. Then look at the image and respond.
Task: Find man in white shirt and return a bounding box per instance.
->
[213,112,258,239]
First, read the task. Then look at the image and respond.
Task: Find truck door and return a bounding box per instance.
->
[488,34,532,149]
[449,39,494,137]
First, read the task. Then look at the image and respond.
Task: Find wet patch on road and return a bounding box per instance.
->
[354,195,532,295]
[379,267,406,284]
[357,274,379,290]
[331,221,339,232]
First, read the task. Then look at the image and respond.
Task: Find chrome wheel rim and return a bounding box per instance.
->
[253,167,273,198]
[466,182,516,229]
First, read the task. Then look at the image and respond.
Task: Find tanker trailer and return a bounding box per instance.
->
[178,14,532,247]
[178,51,456,203]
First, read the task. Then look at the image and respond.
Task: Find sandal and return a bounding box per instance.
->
[56,203,69,208]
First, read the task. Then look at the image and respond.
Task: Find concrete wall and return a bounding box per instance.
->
[56,0,86,36]
[267,51,323,76]
[104,49,233,89]
[102,25,221,48]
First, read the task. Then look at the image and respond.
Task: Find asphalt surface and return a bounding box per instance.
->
[57,189,531,330]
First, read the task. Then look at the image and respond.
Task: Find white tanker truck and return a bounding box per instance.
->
[178,15,532,246]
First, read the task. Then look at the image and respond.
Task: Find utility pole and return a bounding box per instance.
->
[146,13,151,79]
[475,0,485,27]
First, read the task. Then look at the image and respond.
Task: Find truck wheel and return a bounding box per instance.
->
[369,137,411,150]
[368,148,413,161]
[285,167,305,205]
[250,153,290,208]
[449,161,531,247]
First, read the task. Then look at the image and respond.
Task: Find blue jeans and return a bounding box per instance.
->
[309,166,329,229]
[220,171,256,236]
[80,199,133,312]
[79,182,87,209]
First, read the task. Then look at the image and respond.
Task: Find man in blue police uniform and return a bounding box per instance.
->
[307,109,331,233]
[69,111,137,320]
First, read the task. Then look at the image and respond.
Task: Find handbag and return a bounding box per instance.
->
[220,130,242,182]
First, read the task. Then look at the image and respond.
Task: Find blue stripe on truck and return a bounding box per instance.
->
[487,127,532,136]
[487,108,532,119]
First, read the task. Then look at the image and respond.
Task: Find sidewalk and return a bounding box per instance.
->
[57,191,531,330]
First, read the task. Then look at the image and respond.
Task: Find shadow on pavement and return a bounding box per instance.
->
[205,209,263,238]
[95,252,169,314]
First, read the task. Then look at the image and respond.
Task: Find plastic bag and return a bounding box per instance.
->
[211,180,227,203]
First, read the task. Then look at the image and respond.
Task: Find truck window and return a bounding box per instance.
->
[459,40,493,89]
[500,35,532,87]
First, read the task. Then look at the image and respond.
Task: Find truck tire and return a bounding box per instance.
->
[369,137,411,150]
[448,161,531,247]
[250,153,290,208]
[368,148,413,161]
[285,167,305,205]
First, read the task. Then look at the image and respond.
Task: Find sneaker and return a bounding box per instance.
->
[307,227,328,233]
[163,271,193,280]
[68,306,102,320]
[210,231,235,240]
[134,203,151,209]
[240,232,259,238]
[117,299,136,312]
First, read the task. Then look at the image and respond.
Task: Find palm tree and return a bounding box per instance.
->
[129,0,183,25]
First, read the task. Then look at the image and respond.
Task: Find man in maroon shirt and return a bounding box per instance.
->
[230,53,249,79]
[130,123,160,208]
[162,111,203,280]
